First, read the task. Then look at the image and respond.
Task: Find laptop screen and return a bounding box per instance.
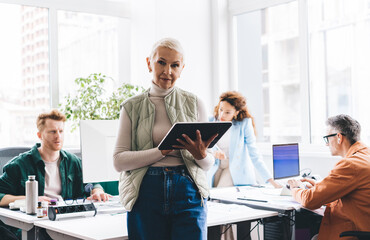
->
[273,143,300,179]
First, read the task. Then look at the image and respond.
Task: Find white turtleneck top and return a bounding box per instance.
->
[113,82,214,172]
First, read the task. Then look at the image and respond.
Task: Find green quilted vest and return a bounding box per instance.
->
[118,87,210,211]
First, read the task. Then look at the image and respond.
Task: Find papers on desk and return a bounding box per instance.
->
[92,196,126,214]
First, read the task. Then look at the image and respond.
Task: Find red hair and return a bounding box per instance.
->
[214,91,257,135]
[36,109,66,131]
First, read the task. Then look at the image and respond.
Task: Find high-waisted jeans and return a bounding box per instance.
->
[127,165,207,240]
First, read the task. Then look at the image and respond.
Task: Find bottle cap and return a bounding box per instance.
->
[50,198,58,205]
[38,202,42,207]
[28,175,36,180]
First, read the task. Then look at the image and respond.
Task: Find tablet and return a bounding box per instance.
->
[158,122,232,150]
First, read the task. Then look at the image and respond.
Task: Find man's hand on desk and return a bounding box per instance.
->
[88,188,112,202]
[287,178,315,189]
[301,178,316,188]
[38,196,52,202]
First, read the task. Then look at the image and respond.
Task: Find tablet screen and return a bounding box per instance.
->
[158,122,232,150]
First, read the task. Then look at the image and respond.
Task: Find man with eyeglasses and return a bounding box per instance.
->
[0,109,111,239]
[288,114,370,240]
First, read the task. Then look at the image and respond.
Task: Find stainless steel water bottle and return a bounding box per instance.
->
[26,175,38,215]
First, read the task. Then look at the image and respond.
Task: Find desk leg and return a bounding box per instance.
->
[208,225,221,240]
[236,221,251,240]
[263,211,294,240]
[22,227,35,240]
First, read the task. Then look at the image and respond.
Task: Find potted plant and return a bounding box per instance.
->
[59,73,145,132]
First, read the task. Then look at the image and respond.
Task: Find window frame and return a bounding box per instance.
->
[228,0,317,152]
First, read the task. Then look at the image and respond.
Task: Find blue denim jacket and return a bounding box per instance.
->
[207,117,272,186]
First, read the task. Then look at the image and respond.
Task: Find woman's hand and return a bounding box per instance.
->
[173,130,218,160]
[160,149,173,156]
[267,178,282,188]
[214,150,228,169]
[214,150,226,161]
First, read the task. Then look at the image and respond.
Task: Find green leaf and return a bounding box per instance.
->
[59,73,145,133]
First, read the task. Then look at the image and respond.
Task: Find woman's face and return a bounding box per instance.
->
[146,46,184,89]
[218,101,239,121]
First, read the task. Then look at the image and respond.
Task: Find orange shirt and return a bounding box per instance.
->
[292,141,370,240]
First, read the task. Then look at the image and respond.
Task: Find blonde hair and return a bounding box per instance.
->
[36,109,66,131]
[149,38,185,62]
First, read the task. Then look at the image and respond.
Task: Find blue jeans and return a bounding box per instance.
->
[127,165,207,240]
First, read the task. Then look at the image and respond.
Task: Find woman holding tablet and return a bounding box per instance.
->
[208,91,280,239]
[113,38,217,240]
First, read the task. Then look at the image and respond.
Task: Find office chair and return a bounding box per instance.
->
[340,231,370,240]
[67,148,82,159]
[0,147,31,173]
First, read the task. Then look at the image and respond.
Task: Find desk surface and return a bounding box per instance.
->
[210,186,303,212]
[35,213,127,240]
[0,207,41,224]
[0,207,48,240]
[33,201,278,240]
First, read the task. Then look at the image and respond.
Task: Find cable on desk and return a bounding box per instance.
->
[220,224,232,235]
[239,220,262,240]
[250,220,261,240]
[283,213,296,240]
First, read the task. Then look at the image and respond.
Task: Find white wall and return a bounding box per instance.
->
[130,0,215,109]
[130,0,337,179]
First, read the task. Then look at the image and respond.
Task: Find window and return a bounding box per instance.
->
[57,11,130,148]
[0,3,49,147]
[0,1,130,148]
[236,1,301,143]
[234,0,370,144]
[308,0,370,144]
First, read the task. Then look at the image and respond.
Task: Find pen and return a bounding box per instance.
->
[237,198,268,203]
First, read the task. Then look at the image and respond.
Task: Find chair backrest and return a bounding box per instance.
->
[340,231,370,240]
[67,148,82,159]
[0,147,31,173]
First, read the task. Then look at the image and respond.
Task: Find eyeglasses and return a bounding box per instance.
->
[323,133,338,144]
[64,198,86,205]
[323,133,346,144]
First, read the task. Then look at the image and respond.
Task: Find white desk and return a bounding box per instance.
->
[33,201,279,240]
[210,186,302,212]
[210,186,325,216]
[0,207,47,240]
[210,186,327,240]
[207,201,277,226]
[35,213,127,240]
